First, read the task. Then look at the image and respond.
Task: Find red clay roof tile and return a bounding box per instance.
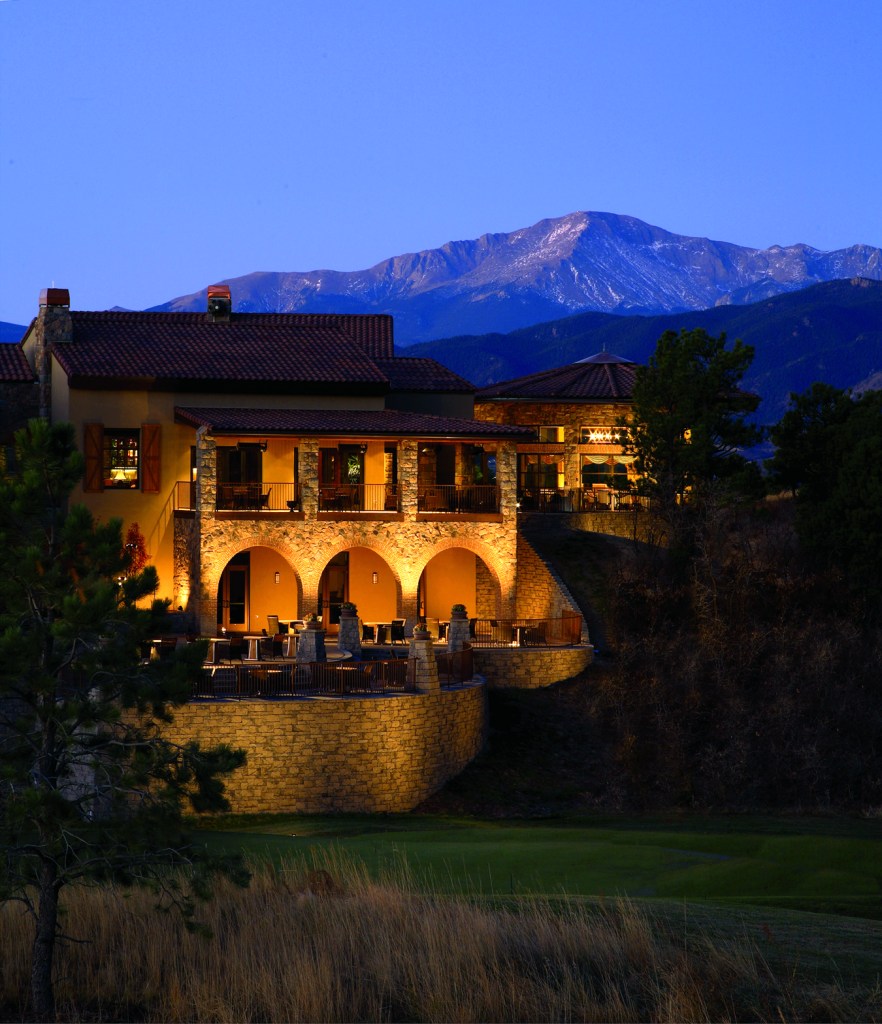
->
[476,352,637,402]
[175,406,534,440]
[0,344,36,383]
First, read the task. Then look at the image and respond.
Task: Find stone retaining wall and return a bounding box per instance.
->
[474,646,593,689]
[161,684,486,814]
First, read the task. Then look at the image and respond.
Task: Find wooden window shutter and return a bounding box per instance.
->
[83,422,104,493]
[141,423,161,493]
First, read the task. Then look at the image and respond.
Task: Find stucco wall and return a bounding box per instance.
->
[161,684,486,814]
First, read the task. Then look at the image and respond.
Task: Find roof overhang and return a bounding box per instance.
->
[175,406,535,442]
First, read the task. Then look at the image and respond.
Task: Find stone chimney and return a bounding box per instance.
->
[206,284,232,321]
[34,288,72,419]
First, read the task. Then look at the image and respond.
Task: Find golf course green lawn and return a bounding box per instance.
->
[195,814,882,916]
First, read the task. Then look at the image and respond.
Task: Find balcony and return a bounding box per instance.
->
[517,487,650,513]
[417,484,500,514]
[173,481,301,513]
[318,483,399,513]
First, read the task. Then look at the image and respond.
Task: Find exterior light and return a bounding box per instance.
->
[274,571,280,584]
[372,572,379,584]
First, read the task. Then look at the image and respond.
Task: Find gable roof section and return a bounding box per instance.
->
[372,357,474,393]
[175,406,534,441]
[475,352,637,402]
[0,343,36,383]
[54,312,390,394]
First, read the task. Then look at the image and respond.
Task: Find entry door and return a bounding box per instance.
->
[222,565,249,630]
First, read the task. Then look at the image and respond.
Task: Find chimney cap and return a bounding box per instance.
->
[207,284,231,301]
[40,287,70,307]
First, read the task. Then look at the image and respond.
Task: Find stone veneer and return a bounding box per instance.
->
[161,685,486,814]
[182,433,522,633]
[473,646,592,688]
[474,398,634,492]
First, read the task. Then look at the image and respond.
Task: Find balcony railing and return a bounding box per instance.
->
[172,480,507,516]
[418,484,500,513]
[193,657,416,698]
[173,480,196,511]
[469,614,583,647]
[216,482,301,512]
[518,487,650,513]
[318,483,399,513]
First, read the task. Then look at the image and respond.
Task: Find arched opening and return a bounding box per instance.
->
[418,548,498,620]
[317,547,400,633]
[216,545,299,634]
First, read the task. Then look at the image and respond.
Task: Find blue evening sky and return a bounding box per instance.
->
[1,0,880,326]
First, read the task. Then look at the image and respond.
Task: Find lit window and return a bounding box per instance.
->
[580,426,622,444]
[537,425,564,443]
[104,429,139,488]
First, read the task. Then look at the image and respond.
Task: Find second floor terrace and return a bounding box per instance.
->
[172,407,535,521]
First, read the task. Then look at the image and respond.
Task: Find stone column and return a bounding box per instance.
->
[299,440,319,518]
[408,627,439,694]
[196,428,217,518]
[297,623,327,663]
[496,440,518,520]
[447,616,470,653]
[337,613,362,658]
[399,440,418,520]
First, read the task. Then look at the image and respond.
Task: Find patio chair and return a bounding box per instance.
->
[390,619,406,644]
[266,615,280,636]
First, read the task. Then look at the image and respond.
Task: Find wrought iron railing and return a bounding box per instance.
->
[517,488,650,513]
[469,614,583,647]
[216,482,300,512]
[435,644,474,686]
[418,484,500,513]
[173,480,196,511]
[193,657,416,698]
[318,483,399,512]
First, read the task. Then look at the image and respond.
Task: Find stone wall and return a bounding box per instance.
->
[516,533,582,622]
[161,684,486,814]
[475,398,633,491]
[521,509,662,546]
[473,646,592,688]
[185,431,521,633]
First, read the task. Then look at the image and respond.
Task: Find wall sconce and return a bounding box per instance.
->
[274,571,280,584]
[371,571,379,585]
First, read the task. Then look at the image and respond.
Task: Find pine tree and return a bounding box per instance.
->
[0,420,246,1021]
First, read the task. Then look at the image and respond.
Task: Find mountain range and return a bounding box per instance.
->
[409,277,882,424]
[150,211,882,345]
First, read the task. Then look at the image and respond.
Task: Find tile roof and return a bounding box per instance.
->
[54,312,390,393]
[0,343,36,383]
[475,352,638,402]
[175,406,535,440]
[372,357,474,393]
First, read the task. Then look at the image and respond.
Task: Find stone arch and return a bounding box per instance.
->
[200,535,304,635]
[416,537,509,619]
[313,542,404,622]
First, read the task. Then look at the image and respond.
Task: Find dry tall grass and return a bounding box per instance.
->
[0,852,869,1022]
